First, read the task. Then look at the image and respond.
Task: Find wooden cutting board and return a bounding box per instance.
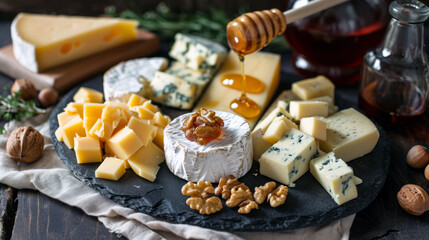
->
[0,29,159,93]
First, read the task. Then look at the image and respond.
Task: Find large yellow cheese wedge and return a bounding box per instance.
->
[11,13,138,72]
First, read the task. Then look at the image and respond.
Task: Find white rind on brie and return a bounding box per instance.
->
[103,57,168,102]
[164,111,252,183]
[11,14,38,72]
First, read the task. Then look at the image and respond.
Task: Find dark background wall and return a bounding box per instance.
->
[0,0,285,19]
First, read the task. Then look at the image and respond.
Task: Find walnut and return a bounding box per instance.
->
[181,108,224,145]
[268,185,288,208]
[6,126,44,163]
[215,175,249,200]
[182,181,222,215]
[254,182,276,204]
[238,200,259,214]
[397,184,429,216]
[11,79,37,100]
[226,187,253,208]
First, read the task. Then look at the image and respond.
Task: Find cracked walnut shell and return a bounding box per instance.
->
[6,126,44,163]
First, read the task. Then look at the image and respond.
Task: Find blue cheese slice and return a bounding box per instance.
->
[319,108,380,162]
[259,128,317,186]
[165,61,212,97]
[103,57,168,102]
[169,33,226,72]
[310,152,360,205]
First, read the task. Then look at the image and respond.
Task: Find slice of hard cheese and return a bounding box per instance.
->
[319,108,379,162]
[11,13,138,72]
[194,51,280,127]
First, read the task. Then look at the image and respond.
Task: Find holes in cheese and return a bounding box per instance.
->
[104,28,121,42]
[60,43,73,54]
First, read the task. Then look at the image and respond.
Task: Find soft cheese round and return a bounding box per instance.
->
[164,111,252,183]
[103,57,167,102]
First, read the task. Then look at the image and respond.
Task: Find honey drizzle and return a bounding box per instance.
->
[229,54,261,119]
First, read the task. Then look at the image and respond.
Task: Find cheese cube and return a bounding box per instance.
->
[62,115,86,149]
[310,152,358,205]
[252,106,295,134]
[74,136,102,164]
[106,127,143,160]
[319,108,379,162]
[95,157,126,181]
[252,128,273,161]
[292,76,334,101]
[300,117,326,141]
[169,33,227,72]
[55,128,63,142]
[309,96,338,115]
[195,51,280,127]
[153,127,165,149]
[257,90,300,124]
[151,71,198,110]
[89,119,114,141]
[64,102,84,118]
[11,13,138,72]
[289,101,328,120]
[83,117,99,136]
[73,87,103,103]
[128,162,160,182]
[263,117,290,145]
[127,93,147,108]
[83,103,105,119]
[132,106,155,120]
[153,112,171,128]
[57,112,78,127]
[127,117,157,146]
[260,128,317,186]
[142,101,160,114]
[128,142,165,166]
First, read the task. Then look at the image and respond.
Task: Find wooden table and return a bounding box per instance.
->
[1,19,429,240]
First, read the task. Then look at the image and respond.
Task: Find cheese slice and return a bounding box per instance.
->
[310,152,359,205]
[259,128,317,186]
[11,13,138,72]
[164,111,252,182]
[319,108,380,162]
[194,51,280,127]
[103,57,168,102]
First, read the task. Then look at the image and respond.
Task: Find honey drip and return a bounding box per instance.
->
[221,73,265,93]
[229,55,261,119]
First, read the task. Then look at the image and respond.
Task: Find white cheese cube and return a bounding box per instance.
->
[169,33,227,72]
[310,152,359,205]
[318,108,379,162]
[260,128,317,186]
[300,117,327,141]
[252,129,273,161]
[292,75,335,101]
[263,117,290,145]
[289,101,328,120]
[309,96,338,115]
[252,106,295,135]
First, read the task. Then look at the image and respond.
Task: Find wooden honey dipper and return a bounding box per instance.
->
[227,0,349,55]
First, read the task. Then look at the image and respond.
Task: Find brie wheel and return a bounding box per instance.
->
[164,111,252,182]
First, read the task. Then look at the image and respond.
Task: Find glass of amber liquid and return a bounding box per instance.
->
[359,0,429,126]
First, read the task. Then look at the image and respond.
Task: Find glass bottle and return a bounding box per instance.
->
[358,0,429,126]
[283,0,390,86]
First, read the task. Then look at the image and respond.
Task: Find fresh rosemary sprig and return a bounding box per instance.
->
[0,86,46,133]
[105,2,289,53]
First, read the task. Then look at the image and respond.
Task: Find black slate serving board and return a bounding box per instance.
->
[50,85,390,232]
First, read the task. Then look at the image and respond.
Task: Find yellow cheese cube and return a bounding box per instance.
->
[127,117,158,146]
[127,93,147,108]
[64,102,84,118]
[74,136,102,164]
[57,112,78,127]
[142,101,160,113]
[132,106,155,120]
[300,117,327,141]
[263,117,290,145]
[123,159,131,169]
[292,76,335,101]
[252,106,295,134]
[83,117,99,136]
[106,127,143,160]
[252,128,273,161]
[62,115,86,149]
[73,87,103,103]
[289,101,328,120]
[83,103,105,119]
[128,142,164,182]
[95,157,126,181]
[153,112,171,128]
[89,119,114,141]
[55,128,63,142]
[153,127,165,149]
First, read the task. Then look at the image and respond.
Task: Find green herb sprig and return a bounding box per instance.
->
[105,2,289,53]
[0,86,46,133]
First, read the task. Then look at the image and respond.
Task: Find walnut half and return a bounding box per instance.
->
[254,182,276,204]
[215,175,249,200]
[268,185,288,208]
[182,181,222,215]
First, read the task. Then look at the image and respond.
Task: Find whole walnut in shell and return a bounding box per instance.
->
[6,126,44,163]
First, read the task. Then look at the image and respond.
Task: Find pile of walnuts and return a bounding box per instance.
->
[182,175,288,215]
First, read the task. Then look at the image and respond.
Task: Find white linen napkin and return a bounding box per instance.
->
[0,111,355,240]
